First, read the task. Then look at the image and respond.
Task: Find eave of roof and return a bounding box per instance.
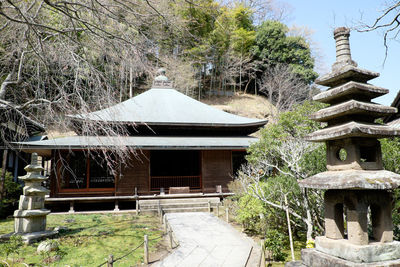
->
[14,135,258,150]
[384,90,400,123]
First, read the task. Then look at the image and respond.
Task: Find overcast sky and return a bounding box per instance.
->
[286,0,400,106]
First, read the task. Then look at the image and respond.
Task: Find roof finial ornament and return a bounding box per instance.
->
[332,27,357,71]
[152,68,173,88]
[155,68,168,81]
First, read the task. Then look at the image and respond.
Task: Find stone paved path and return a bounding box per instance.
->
[152,212,253,267]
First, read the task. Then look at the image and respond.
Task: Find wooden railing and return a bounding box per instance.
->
[150,175,201,191]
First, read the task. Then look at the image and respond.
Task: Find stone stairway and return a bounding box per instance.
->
[138,197,221,214]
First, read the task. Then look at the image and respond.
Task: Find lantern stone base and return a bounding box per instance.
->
[315,236,400,263]
[0,230,57,244]
[14,209,51,233]
[286,248,400,267]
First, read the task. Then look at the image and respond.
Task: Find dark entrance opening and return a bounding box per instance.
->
[232,151,247,175]
[150,150,201,191]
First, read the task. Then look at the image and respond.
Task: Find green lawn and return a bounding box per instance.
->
[0,213,163,266]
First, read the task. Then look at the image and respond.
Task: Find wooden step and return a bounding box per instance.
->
[140,206,210,214]
[139,197,220,206]
[139,202,215,209]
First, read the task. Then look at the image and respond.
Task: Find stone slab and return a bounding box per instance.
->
[313,81,388,104]
[152,212,254,267]
[14,209,51,217]
[0,230,57,244]
[315,236,400,263]
[299,170,400,189]
[301,248,400,267]
[315,65,379,87]
[285,261,307,267]
[306,121,400,142]
[310,100,396,122]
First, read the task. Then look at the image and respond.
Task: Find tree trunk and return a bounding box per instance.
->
[244,78,252,94]
[239,53,242,92]
[129,66,133,98]
[0,149,8,203]
[302,188,314,240]
[255,77,257,96]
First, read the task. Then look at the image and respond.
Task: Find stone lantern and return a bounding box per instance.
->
[291,27,400,266]
[1,153,56,243]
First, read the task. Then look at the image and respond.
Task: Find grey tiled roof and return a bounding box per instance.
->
[69,88,267,127]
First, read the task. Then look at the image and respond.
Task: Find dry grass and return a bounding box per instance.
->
[202,93,277,120]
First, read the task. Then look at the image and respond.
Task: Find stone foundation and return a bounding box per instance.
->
[0,230,58,244]
[285,248,400,267]
[315,236,400,263]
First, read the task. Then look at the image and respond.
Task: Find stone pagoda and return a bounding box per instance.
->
[294,27,400,266]
[3,153,56,243]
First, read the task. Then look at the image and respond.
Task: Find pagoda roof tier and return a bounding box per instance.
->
[68,88,267,135]
[310,100,397,122]
[316,65,379,87]
[299,170,400,190]
[313,81,389,104]
[306,121,400,142]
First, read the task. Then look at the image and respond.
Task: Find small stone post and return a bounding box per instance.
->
[159,208,164,223]
[207,200,211,213]
[168,229,173,249]
[225,208,229,222]
[260,239,266,267]
[114,200,119,212]
[157,200,161,216]
[69,201,75,213]
[107,254,114,267]
[163,215,167,233]
[144,235,149,264]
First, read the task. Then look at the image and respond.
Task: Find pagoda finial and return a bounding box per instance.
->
[155,68,168,81]
[152,68,173,88]
[332,27,357,71]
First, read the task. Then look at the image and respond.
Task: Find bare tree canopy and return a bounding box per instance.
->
[258,64,314,113]
[358,1,400,59]
[0,0,187,172]
[0,0,318,156]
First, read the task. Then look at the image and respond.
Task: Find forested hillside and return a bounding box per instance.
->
[0,0,318,135]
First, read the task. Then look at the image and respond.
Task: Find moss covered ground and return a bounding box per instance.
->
[0,213,162,266]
